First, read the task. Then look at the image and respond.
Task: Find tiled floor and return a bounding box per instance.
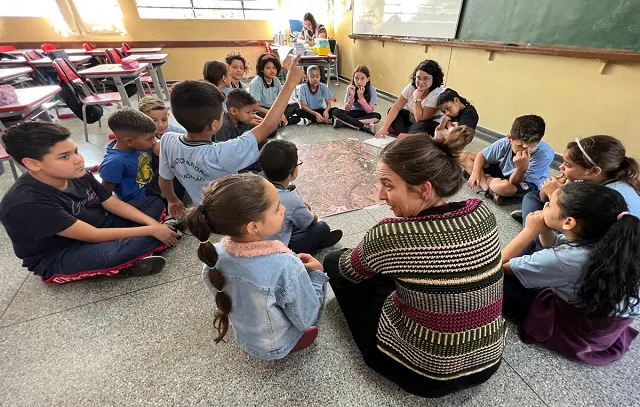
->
[0,83,638,406]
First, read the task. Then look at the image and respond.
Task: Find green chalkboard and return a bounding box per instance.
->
[456,0,640,51]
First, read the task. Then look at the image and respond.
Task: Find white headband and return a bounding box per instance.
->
[575,138,597,167]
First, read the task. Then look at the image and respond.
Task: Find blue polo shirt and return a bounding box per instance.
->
[345,85,378,111]
[481,138,554,189]
[299,82,332,110]
[266,184,315,246]
[99,141,154,202]
[249,76,282,108]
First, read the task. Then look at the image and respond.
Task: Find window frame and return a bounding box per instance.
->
[134,0,278,21]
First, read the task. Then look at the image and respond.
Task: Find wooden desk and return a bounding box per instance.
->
[0,85,61,131]
[132,54,170,100]
[78,63,150,107]
[0,67,33,84]
[0,55,91,67]
[127,48,162,55]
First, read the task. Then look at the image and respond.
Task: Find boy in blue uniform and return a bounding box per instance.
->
[0,122,180,283]
[462,114,554,205]
[158,55,307,219]
[99,108,157,202]
[260,139,342,253]
[295,65,333,124]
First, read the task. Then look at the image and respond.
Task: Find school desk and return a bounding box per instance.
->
[86,47,163,56]
[131,54,170,100]
[0,67,33,85]
[7,48,87,56]
[77,63,150,107]
[0,55,92,67]
[271,44,337,84]
[0,85,60,132]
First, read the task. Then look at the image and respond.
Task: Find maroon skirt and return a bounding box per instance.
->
[521,288,638,365]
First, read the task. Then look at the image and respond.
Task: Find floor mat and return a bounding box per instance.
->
[295,139,380,217]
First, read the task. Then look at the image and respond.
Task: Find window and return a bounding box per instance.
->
[73,0,126,34]
[0,0,58,17]
[135,0,278,20]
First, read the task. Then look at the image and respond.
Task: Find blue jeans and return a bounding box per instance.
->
[288,221,331,254]
[521,191,545,226]
[43,196,166,283]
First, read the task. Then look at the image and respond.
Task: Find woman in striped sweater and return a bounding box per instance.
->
[324,127,506,398]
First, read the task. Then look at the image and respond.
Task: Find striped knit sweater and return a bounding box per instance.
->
[339,199,505,380]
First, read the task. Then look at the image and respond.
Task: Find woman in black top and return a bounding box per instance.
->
[434,89,479,141]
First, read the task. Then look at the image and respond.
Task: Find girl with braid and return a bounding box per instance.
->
[184,173,327,359]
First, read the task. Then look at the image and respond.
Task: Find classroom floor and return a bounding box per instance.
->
[0,82,638,407]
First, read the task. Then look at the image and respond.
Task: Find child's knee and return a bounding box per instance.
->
[489,179,518,196]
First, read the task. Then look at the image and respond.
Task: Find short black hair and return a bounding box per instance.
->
[436,88,470,107]
[510,115,546,144]
[411,59,444,92]
[107,107,156,135]
[203,60,228,86]
[226,89,256,111]
[259,139,298,182]
[1,121,71,165]
[170,80,225,133]
[255,53,282,79]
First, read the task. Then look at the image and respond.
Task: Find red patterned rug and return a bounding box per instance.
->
[295,140,380,217]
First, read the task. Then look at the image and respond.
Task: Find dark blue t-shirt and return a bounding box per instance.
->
[99,141,154,202]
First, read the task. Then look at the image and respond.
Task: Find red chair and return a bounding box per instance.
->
[0,45,16,52]
[41,43,57,53]
[22,50,45,62]
[121,43,131,52]
[52,58,122,141]
[104,48,153,94]
[82,43,96,51]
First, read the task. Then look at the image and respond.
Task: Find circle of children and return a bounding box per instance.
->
[1,50,639,398]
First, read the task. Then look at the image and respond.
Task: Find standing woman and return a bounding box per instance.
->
[298,12,328,46]
[324,131,505,398]
[375,60,445,138]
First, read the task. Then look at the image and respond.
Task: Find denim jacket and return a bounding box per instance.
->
[202,237,328,360]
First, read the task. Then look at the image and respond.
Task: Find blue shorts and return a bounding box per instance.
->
[484,164,538,197]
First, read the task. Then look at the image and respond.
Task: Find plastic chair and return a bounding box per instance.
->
[121,43,131,52]
[22,50,45,62]
[289,19,303,34]
[328,40,339,85]
[0,144,19,182]
[0,46,16,52]
[41,43,57,53]
[52,58,123,141]
[104,48,153,95]
[82,43,95,51]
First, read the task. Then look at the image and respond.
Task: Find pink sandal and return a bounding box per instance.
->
[291,326,318,352]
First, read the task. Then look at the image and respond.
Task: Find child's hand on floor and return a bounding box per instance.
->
[513,150,531,171]
[280,114,288,126]
[297,253,324,272]
[151,224,181,247]
[167,200,185,220]
[374,128,388,139]
[524,210,549,235]
[323,110,330,122]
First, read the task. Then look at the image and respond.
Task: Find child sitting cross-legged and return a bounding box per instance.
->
[159,55,306,219]
[461,114,554,205]
[295,65,333,125]
[99,108,157,202]
[259,139,342,253]
[0,122,180,284]
[185,173,328,358]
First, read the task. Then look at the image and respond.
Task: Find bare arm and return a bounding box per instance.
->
[159,176,185,220]
[58,219,155,243]
[472,151,486,176]
[508,166,527,185]
[413,106,438,122]
[101,180,116,193]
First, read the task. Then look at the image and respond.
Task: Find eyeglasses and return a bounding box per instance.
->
[415,75,433,82]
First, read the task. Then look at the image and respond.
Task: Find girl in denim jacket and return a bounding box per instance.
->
[185,173,328,359]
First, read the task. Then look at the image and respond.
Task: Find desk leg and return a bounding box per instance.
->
[147,66,164,101]
[114,77,131,107]
[156,66,171,100]
[134,77,146,100]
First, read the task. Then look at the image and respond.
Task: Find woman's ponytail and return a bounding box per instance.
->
[612,156,640,195]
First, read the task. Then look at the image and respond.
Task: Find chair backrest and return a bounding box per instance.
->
[82,43,95,51]
[47,50,69,61]
[289,19,303,33]
[121,42,131,51]
[105,48,124,64]
[52,58,82,85]
[328,39,337,54]
[41,43,57,52]
[0,46,16,52]
[23,50,45,62]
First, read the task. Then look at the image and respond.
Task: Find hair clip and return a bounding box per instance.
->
[200,240,210,245]
[617,211,630,221]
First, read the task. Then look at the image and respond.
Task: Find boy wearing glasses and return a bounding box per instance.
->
[259,140,342,253]
[461,114,554,205]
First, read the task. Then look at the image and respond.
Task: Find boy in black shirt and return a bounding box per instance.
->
[0,122,180,283]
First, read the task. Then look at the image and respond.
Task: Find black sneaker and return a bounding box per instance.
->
[119,255,166,277]
[322,230,343,248]
[484,189,504,205]
[162,217,185,233]
[287,116,301,125]
[510,210,523,224]
[362,123,375,135]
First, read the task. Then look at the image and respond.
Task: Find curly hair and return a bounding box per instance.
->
[225,52,248,73]
[410,59,444,92]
